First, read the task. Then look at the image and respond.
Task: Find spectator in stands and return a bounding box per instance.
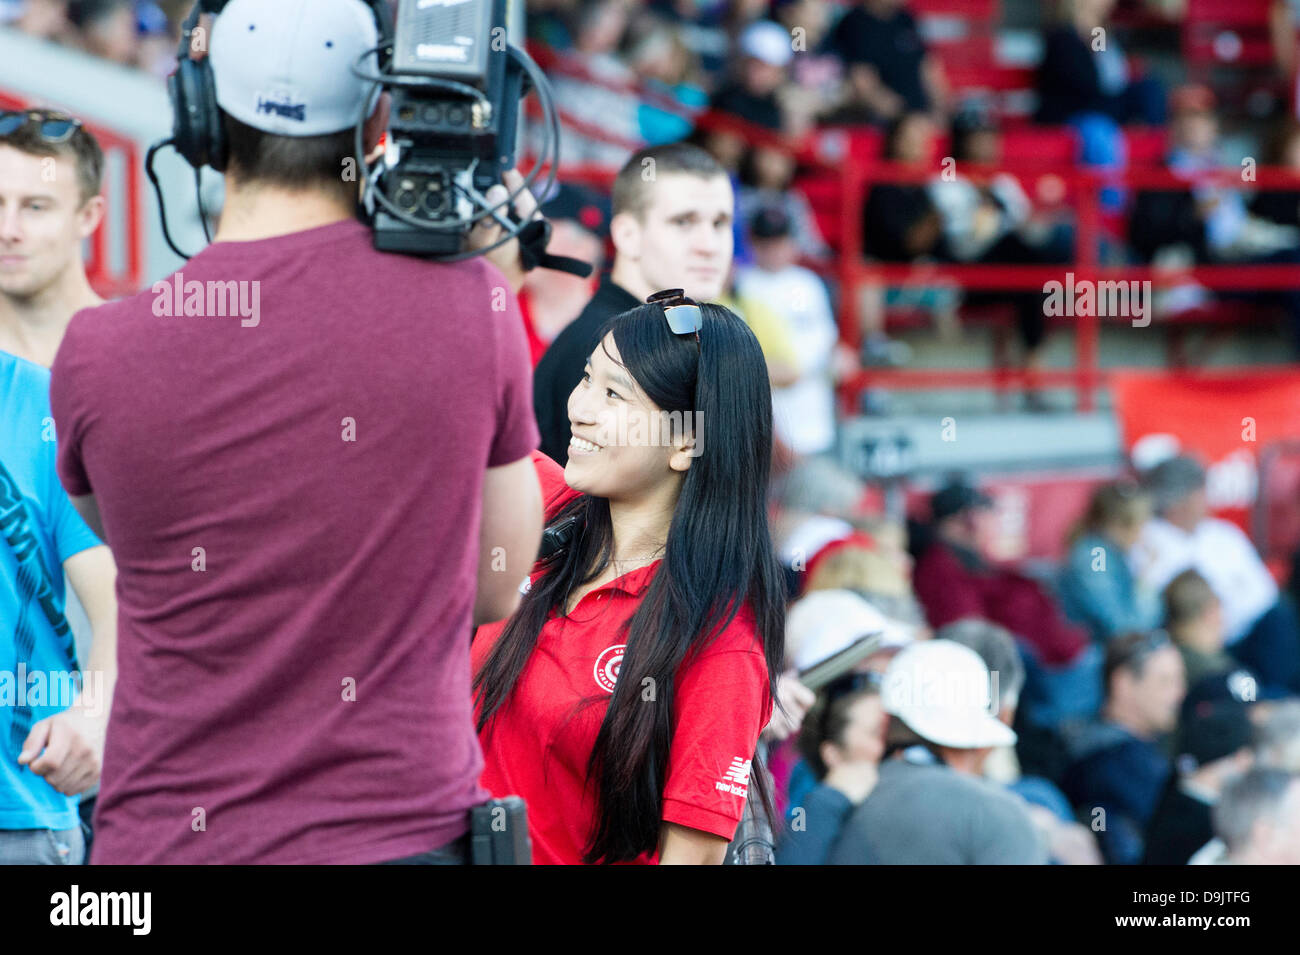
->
[1036,0,1166,127]
[1143,700,1255,865]
[863,113,943,263]
[941,618,1104,865]
[777,672,887,865]
[6,0,74,43]
[803,527,926,631]
[548,0,643,166]
[736,204,841,458]
[629,21,708,145]
[857,112,954,368]
[1037,0,1165,215]
[930,108,1076,407]
[912,476,1093,676]
[527,0,583,50]
[1133,454,1300,695]
[1164,568,1269,706]
[1250,116,1300,230]
[1186,700,1300,863]
[1062,630,1186,865]
[1130,87,1300,341]
[648,0,732,80]
[825,640,1047,864]
[771,0,841,107]
[0,109,105,367]
[1270,0,1300,116]
[1255,699,1300,770]
[736,142,831,261]
[709,19,793,133]
[67,0,137,68]
[533,142,733,464]
[1213,768,1300,864]
[1059,481,1160,644]
[824,0,948,126]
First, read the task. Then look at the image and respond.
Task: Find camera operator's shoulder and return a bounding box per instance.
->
[63,293,151,356]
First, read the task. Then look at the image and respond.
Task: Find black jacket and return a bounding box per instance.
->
[531,278,641,465]
[1142,778,1214,866]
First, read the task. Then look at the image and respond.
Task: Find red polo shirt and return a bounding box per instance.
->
[472,452,772,864]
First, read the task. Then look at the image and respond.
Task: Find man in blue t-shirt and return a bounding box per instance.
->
[0,350,116,864]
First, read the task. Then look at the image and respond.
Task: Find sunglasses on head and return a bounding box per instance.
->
[0,109,83,144]
[647,288,702,342]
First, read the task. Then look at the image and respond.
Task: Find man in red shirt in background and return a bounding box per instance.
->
[49,0,542,864]
[912,478,1100,729]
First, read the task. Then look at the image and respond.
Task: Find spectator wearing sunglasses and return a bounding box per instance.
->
[0,109,105,368]
[473,295,784,865]
[1062,630,1187,865]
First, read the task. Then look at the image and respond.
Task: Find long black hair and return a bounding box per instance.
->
[473,300,786,863]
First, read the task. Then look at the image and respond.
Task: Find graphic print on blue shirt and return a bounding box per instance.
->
[0,457,80,756]
[0,350,100,831]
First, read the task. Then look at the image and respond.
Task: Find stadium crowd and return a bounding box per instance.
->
[1,0,1299,865]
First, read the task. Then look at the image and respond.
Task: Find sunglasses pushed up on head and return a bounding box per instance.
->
[0,109,83,144]
[647,288,702,343]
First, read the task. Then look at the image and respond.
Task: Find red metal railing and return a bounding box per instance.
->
[520,42,1300,412]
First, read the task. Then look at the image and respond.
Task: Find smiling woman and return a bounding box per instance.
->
[472,296,786,865]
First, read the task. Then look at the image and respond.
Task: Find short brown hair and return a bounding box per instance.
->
[222,112,356,200]
[1164,569,1217,633]
[611,141,725,219]
[0,116,104,204]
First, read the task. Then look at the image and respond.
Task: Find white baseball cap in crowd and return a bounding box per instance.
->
[880,639,1017,749]
[740,20,793,69]
[786,590,887,688]
[210,0,380,137]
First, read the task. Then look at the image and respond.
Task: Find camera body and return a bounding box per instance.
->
[374,0,527,256]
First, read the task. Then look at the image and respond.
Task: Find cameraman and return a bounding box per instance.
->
[48,0,543,864]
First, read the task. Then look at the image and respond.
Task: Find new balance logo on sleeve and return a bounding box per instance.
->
[715,757,751,797]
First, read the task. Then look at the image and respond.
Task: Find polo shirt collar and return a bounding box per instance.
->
[602,558,661,596]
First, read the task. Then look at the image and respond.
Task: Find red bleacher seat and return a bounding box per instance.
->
[1184,0,1278,74]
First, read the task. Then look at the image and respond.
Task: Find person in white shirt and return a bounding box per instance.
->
[735,203,841,457]
[1132,456,1300,695]
[735,203,865,519]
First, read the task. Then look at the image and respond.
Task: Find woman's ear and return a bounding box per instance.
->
[668,429,697,473]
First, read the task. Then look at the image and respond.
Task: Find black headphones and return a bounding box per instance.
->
[168,0,394,173]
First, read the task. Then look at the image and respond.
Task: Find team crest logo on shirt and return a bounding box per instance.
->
[593,644,626,693]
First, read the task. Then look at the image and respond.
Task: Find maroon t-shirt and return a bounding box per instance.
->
[50,218,539,863]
